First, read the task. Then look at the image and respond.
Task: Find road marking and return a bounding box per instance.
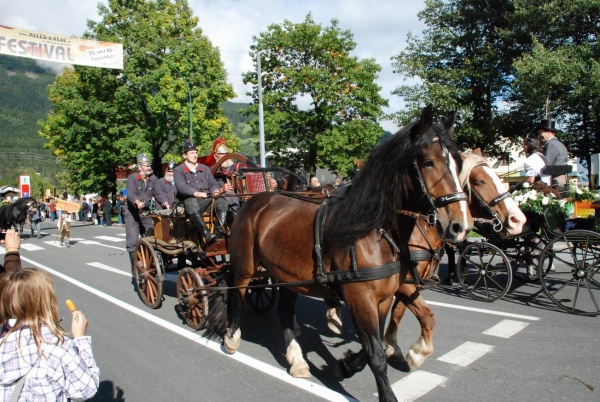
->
[116,233,126,237]
[79,240,124,250]
[44,241,66,248]
[87,262,130,277]
[437,341,494,367]
[20,243,45,251]
[20,256,356,402]
[94,235,125,242]
[388,371,446,402]
[482,319,529,339]
[428,301,540,321]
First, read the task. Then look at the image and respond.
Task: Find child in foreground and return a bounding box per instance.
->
[0,268,99,400]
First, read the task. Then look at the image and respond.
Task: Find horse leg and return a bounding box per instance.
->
[324,296,342,335]
[444,243,455,285]
[224,287,245,354]
[338,291,397,402]
[278,288,310,378]
[404,294,435,371]
[383,296,408,365]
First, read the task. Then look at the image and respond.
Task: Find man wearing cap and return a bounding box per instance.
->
[174,141,229,245]
[154,161,178,210]
[537,119,569,193]
[213,143,241,219]
[125,153,157,270]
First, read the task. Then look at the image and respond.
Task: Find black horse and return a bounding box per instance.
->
[0,199,32,236]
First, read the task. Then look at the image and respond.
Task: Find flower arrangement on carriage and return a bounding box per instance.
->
[567,185,600,218]
[512,182,569,219]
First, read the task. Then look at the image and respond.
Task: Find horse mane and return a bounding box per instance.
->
[324,118,462,254]
[459,152,489,193]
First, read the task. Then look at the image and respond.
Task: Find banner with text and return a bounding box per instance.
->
[0,25,123,69]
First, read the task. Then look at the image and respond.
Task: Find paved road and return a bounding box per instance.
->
[4,222,598,402]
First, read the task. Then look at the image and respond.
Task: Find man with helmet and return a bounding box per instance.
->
[213,143,241,219]
[125,153,157,270]
[154,161,178,209]
[174,141,229,245]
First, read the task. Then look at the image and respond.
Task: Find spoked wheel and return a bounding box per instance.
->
[177,267,209,330]
[246,276,278,314]
[457,241,512,302]
[134,239,164,309]
[538,230,600,316]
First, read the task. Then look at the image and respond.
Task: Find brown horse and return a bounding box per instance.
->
[381,151,526,369]
[206,106,473,402]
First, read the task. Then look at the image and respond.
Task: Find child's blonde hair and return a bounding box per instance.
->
[0,268,66,355]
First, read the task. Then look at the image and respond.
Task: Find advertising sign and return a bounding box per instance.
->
[19,175,30,198]
[0,25,123,69]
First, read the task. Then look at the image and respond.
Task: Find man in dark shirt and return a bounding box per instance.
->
[173,141,229,245]
[154,161,177,210]
[125,154,157,270]
[538,119,569,194]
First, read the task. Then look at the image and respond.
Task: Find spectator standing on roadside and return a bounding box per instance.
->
[47,199,57,222]
[0,269,99,400]
[28,200,42,239]
[101,196,112,227]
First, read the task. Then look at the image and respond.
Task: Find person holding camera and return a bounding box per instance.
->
[124,154,157,271]
[0,229,22,276]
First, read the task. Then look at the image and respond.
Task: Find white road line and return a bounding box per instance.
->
[116,233,126,237]
[388,371,446,402]
[79,240,124,250]
[20,256,356,402]
[44,241,66,248]
[87,262,130,277]
[428,301,540,321]
[94,235,125,242]
[437,341,494,367]
[482,319,529,339]
[20,243,45,251]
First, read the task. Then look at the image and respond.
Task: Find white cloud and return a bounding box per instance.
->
[1,0,426,132]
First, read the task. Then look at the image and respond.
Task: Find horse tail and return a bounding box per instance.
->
[204,268,232,340]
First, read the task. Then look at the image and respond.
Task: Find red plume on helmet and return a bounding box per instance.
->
[198,137,226,167]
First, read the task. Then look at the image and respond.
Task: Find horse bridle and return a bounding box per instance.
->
[468,161,512,233]
[400,139,468,227]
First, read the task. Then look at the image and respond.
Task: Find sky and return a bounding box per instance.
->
[1,0,427,133]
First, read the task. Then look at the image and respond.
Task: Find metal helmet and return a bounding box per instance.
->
[166,160,177,171]
[183,141,197,153]
[215,144,230,154]
[137,153,151,166]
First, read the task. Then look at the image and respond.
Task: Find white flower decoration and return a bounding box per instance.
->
[542,197,549,205]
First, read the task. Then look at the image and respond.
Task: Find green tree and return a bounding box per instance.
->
[389,0,527,156]
[40,0,234,194]
[242,13,388,177]
[509,0,600,169]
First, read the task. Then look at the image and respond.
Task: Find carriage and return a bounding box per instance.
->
[132,153,282,330]
[453,167,600,316]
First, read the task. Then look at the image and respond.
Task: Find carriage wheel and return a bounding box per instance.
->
[538,230,600,316]
[134,239,164,309]
[246,277,278,314]
[457,242,512,302]
[177,267,209,330]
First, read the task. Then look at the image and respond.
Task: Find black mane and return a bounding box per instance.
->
[0,198,30,230]
[324,115,461,254]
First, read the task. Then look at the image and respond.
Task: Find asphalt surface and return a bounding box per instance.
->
[4,221,598,402]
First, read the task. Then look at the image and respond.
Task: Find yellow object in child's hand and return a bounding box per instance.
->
[65,299,76,312]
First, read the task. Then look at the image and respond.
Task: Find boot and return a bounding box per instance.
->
[66,237,71,247]
[215,209,229,238]
[129,252,136,273]
[60,236,64,247]
[190,211,216,245]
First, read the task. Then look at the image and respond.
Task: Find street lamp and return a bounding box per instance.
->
[145,51,193,142]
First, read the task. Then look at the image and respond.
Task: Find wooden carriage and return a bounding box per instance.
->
[133,153,281,329]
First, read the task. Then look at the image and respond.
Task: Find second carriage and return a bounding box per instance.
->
[454,187,600,316]
[132,154,283,329]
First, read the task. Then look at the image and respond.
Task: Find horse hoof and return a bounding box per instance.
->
[290,361,311,378]
[327,320,342,335]
[224,328,241,354]
[406,350,425,371]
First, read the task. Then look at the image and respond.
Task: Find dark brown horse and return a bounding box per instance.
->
[381,151,526,370]
[206,106,473,401]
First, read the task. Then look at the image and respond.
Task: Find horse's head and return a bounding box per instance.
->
[406,106,473,242]
[460,152,526,236]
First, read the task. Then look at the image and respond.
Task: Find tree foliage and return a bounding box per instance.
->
[389,0,529,156]
[242,13,388,177]
[510,0,600,168]
[39,0,234,194]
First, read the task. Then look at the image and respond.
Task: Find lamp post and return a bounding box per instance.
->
[145,51,193,142]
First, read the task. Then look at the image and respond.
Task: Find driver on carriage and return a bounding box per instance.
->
[173,141,229,245]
